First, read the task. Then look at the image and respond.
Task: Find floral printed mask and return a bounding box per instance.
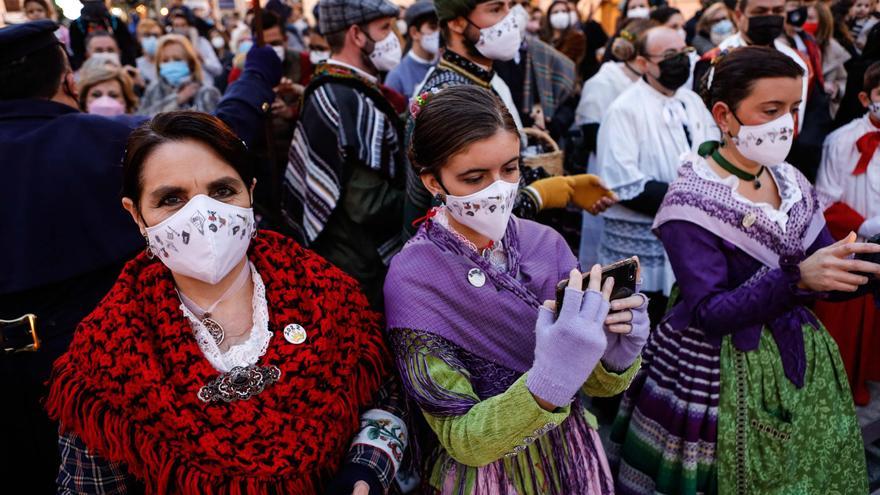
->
[145,194,255,284]
[445,179,519,242]
[730,112,795,167]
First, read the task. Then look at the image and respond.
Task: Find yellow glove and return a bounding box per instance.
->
[524,176,574,211]
[567,174,617,212]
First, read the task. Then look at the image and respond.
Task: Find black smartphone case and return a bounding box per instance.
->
[554,259,639,311]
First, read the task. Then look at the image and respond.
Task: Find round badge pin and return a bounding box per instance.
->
[468,268,486,288]
[742,212,757,228]
[283,323,307,344]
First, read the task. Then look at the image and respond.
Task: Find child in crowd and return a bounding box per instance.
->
[814,61,880,406]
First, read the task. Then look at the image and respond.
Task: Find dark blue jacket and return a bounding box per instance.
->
[0,47,278,296]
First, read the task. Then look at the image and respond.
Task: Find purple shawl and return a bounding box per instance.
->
[383,216,578,374]
[653,159,826,386]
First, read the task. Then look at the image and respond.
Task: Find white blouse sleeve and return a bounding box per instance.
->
[595,104,648,199]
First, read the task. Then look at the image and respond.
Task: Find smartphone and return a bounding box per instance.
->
[555,257,639,312]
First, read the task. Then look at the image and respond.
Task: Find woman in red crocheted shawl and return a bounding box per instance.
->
[46,111,411,495]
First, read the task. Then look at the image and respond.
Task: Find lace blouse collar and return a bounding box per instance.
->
[433,207,508,270]
[179,262,273,373]
[692,153,803,232]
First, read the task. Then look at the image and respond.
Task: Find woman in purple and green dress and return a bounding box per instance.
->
[384,85,651,494]
[611,46,880,494]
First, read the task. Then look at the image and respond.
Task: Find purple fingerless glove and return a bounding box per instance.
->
[601,292,650,371]
[526,288,610,407]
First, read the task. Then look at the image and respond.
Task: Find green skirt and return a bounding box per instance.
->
[717,324,868,494]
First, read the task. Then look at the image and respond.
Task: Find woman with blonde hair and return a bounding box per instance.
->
[138,34,220,116]
[78,65,140,116]
[692,2,736,54]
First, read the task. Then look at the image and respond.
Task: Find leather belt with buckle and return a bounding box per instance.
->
[0,314,40,354]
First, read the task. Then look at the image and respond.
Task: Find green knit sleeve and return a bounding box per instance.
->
[581,356,642,398]
[420,353,571,467]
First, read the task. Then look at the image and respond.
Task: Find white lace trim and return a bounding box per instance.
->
[692,154,802,233]
[434,208,509,271]
[180,262,273,373]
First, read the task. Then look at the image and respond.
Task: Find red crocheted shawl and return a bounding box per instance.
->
[46,230,390,494]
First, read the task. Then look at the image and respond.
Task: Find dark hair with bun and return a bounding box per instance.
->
[409,85,518,176]
[699,46,804,112]
[610,18,655,61]
[123,111,254,209]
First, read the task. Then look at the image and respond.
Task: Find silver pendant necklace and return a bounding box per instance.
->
[178,262,251,346]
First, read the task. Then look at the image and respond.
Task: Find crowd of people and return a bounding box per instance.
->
[3,0,880,493]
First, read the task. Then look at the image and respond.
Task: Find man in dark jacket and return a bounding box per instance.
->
[282,0,406,308]
[68,0,137,69]
[0,20,281,492]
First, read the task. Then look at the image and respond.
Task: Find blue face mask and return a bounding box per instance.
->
[711,18,734,36]
[237,40,253,54]
[141,35,158,56]
[160,60,191,86]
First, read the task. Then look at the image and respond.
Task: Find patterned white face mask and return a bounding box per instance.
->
[869,101,880,120]
[445,179,519,242]
[369,31,402,72]
[730,112,795,166]
[474,10,523,61]
[145,194,255,284]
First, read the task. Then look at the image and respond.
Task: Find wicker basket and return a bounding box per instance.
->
[522,127,564,176]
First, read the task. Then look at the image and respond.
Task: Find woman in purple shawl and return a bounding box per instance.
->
[384,85,651,494]
[610,46,880,494]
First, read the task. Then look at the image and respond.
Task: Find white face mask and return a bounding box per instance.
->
[730,112,795,166]
[272,45,286,61]
[444,179,519,242]
[421,30,440,55]
[90,51,121,66]
[628,6,650,18]
[676,28,687,41]
[869,101,880,120]
[309,50,330,65]
[474,10,524,61]
[511,4,529,36]
[369,31,402,71]
[396,19,408,35]
[549,11,572,30]
[145,194,256,284]
[211,36,225,49]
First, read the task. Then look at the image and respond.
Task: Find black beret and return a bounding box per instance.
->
[0,20,60,65]
[405,0,437,28]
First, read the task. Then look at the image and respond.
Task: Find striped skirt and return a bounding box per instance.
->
[608,321,720,495]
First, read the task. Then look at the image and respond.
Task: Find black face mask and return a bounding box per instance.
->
[746,15,785,46]
[654,53,691,91]
[786,6,807,28]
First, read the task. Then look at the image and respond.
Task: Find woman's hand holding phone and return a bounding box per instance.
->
[527,266,613,410]
[798,232,880,292]
[599,258,649,371]
[601,288,650,371]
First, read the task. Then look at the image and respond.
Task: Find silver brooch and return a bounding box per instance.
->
[198,365,282,403]
[467,268,486,288]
